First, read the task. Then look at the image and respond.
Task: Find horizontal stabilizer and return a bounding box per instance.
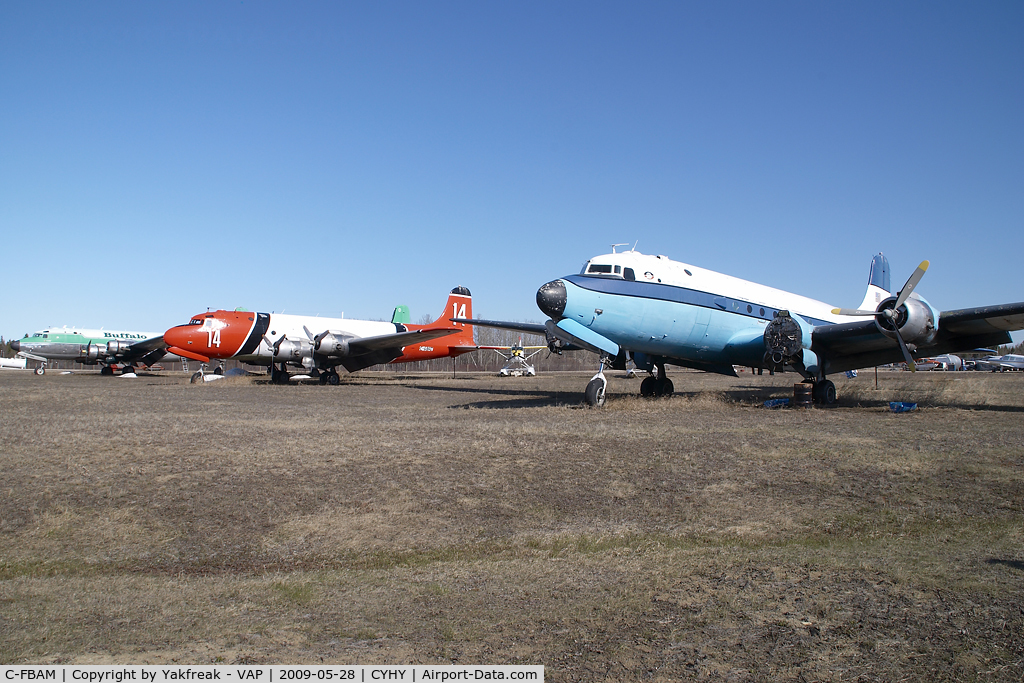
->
[349,327,461,354]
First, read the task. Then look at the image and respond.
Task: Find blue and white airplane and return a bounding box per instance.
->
[457,248,1024,406]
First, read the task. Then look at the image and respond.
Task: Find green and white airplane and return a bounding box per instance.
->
[10,327,177,375]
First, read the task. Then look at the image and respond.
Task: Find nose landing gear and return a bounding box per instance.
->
[585,374,607,407]
[584,357,610,407]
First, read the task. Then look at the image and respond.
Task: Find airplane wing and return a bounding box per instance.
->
[812,301,1024,374]
[937,302,1024,336]
[119,336,169,365]
[451,318,548,335]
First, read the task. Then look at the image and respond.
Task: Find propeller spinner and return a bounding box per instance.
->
[832,260,930,371]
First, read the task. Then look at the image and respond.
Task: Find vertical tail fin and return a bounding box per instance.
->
[857,253,891,312]
[431,286,475,346]
[391,305,411,324]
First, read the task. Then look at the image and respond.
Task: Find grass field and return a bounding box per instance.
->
[1,368,1022,680]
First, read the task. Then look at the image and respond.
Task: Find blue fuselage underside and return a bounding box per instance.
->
[560,275,829,374]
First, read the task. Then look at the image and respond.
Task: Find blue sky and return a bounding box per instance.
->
[2,2,1022,343]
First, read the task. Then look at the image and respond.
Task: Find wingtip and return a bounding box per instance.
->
[919,260,930,271]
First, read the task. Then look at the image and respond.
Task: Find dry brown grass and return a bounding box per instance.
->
[1,367,1022,680]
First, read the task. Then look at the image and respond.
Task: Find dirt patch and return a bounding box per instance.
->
[1,368,1022,679]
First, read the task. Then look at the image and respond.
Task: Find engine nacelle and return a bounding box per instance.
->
[874,296,937,345]
[85,343,106,360]
[763,310,813,372]
[275,338,313,360]
[107,340,131,355]
[314,332,353,357]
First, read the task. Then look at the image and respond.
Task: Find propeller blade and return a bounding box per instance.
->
[832,308,880,317]
[302,326,316,341]
[893,328,916,372]
[894,260,929,309]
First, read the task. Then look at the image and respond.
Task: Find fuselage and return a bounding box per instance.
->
[12,328,164,363]
[543,251,856,373]
[163,288,476,369]
[987,354,1024,370]
[164,310,404,364]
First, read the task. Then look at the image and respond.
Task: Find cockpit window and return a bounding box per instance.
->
[623,267,635,281]
[587,264,613,274]
[189,319,202,325]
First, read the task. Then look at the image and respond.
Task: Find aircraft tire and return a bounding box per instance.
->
[190,372,203,384]
[814,380,837,405]
[318,373,329,385]
[585,378,607,408]
[213,367,223,376]
[35,366,45,376]
[100,366,113,376]
[640,376,658,397]
[326,372,340,386]
[659,378,674,398]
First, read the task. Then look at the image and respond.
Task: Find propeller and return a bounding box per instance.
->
[832,260,929,372]
[263,333,286,357]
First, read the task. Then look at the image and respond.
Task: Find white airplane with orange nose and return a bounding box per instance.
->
[164,287,480,384]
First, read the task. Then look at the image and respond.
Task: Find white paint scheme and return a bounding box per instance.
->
[233,314,401,363]
[582,251,878,325]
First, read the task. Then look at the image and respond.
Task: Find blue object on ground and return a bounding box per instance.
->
[889,402,918,413]
[764,398,790,408]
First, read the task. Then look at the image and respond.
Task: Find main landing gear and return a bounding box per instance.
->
[639,362,674,398]
[270,363,290,384]
[810,378,837,405]
[318,369,341,385]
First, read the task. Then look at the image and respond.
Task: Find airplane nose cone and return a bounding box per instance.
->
[163,326,190,348]
[10,340,20,352]
[536,279,567,319]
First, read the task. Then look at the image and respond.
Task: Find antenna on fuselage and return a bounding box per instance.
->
[631,240,638,252]
[611,243,628,254]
